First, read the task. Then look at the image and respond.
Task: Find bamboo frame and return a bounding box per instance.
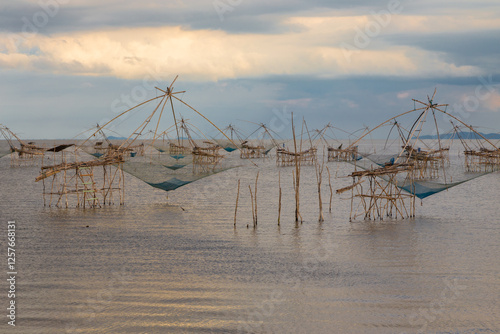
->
[346,164,416,221]
[38,148,125,208]
[240,143,268,159]
[276,147,317,167]
[327,146,358,162]
[464,149,500,172]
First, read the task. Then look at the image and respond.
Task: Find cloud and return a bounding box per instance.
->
[1,0,499,138]
[385,30,500,72]
[485,91,500,112]
[397,91,410,99]
[0,21,485,82]
[1,1,498,82]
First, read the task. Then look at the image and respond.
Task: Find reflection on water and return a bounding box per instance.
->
[0,142,499,333]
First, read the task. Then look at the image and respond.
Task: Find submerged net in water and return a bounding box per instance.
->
[352,153,490,199]
[119,154,231,191]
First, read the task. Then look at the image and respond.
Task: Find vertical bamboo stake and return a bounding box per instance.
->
[121,166,125,205]
[278,170,282,225]
[42,151,46,206]
[254,172,259,225]
[291,113,301,222]
[318,173,324,222]
[64,168,68,208]
[326,165,333,213]
[249,185,256,227]
[234,179,240,226]
[315,152,325,222]
[349,177,355,222]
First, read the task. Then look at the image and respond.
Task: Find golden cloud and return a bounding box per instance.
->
[0,14,489,81]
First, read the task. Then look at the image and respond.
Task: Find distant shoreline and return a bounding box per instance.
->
[416,131,500,140]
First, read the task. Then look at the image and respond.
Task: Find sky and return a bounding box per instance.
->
[0,0,499,139]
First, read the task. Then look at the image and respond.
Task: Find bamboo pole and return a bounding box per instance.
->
[64,168,68,208]
[254,172,259,225]
[291,113,301,222]
[249,185,256,227]
[315,149,325,222]
[326,166,333,213]
[234,179,240,226]
[278,170,282,225]
[120,166,125,205]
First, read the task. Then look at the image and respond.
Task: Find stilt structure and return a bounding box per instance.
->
[0,126,45,166]
[213,124,246,153]
[169,142,191,155]
[174,119,225,173]
[37,148,125,208]
[340,163,416,221]
[403,145,449,179]
[88,125,145,159]
[313,123,363,162]
[453,125,500,172]
[240,123,282,159]
[276,119,317,167]
[464,149,500,172]
[35,76,240,207]
[327,145,358,162]
[276,147,317,166]
[240,142,267,159]
[339,89,499,221]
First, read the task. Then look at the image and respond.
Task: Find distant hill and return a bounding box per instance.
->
[418,131,500,140]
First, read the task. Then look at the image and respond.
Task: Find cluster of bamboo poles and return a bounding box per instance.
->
[233,113,336,226]
[327,146,358,162]
[464,149,500,172]
[38,148,125,208]
[342,164,416,221]
[240,145,267,159]
[192,146,224,173]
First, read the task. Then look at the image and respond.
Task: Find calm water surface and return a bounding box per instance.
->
[0,141,499,333]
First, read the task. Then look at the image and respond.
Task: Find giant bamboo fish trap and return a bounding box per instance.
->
[276,147,317,166]
[338,89,500,221]
[239,123,282,159]
[340,163,416,221]
[0,126,44,167]
[173,119,225,172]
[9,142,45,167]
[464,149,500,172]
[89,126,145,159]
[35,76,239,208]
[276,119,318,167]
[1,125,74,167]
[168,142,191,155]
[192,147,224,173]
[36,149,125,208]
[403,145,450,179]
[313,123,364,162]
[327,145,358,162]
[453,125,500,172]
[240,142,267,159]
[213,123,246,153]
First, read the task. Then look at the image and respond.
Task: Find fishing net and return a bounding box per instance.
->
[346,92,499,200]
[68,77,244,194]
[353,152,491,199]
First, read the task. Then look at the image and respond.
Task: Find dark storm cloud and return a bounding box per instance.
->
[2,0,500,138]
[385,30,500,73]
[0,0,397,36]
